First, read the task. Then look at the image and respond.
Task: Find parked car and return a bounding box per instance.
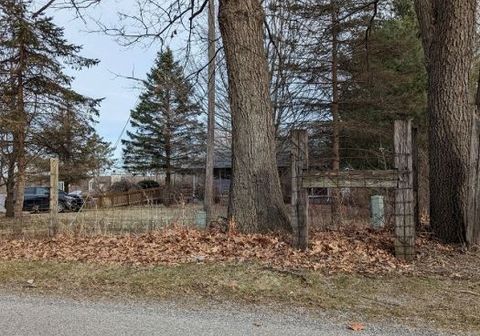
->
[10,187,78,213]
[66,190,85,211]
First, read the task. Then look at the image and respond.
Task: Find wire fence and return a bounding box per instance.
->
[0,203,227,239]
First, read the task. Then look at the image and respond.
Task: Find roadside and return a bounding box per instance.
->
[0,289,471,336]
[0,225,479,334]
[0,260,478,335]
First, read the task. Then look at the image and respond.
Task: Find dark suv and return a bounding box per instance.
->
[21,187,76,213]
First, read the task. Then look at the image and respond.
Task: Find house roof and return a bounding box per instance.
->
[203,151,290,170]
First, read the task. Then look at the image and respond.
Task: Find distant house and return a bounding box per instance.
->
[188,150,292,200]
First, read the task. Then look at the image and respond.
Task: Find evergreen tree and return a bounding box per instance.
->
[34,95,114,193]
[0,0,99,216]
[122,49,205,187]
[339,0,427,169]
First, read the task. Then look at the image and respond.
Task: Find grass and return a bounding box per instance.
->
[0,260,478,333]
[0,203,377,238]
[0,204,226,238]
[1,204,478,332]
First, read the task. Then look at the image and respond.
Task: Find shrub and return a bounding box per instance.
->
[137,180,161,189]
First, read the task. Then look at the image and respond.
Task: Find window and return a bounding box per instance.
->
[24,187,36,195]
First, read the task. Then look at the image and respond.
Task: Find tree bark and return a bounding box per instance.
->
[218,0,291,233]
[475,67,480,109]
[415,0,476,243]
[13,44,27,219]
[413,0,433,64]
[204,0,216,224]
[164,91,172,205]
[5,160,15,218]
[330,1,341,230]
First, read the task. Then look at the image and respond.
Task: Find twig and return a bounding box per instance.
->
[457,290,480,297]
[262,266,310,283]
[361,295,400,307]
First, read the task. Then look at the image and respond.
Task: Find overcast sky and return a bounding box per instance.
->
[48,2,161,164]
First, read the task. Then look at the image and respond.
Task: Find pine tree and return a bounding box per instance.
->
[34,95,114,193]
[0,0,99,217]
[122,49,205,188]
[339,0,427,169]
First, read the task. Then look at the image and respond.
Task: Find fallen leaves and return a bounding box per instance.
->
[348,322,365,331]
[0,227,467,276]
[24,279,36,288]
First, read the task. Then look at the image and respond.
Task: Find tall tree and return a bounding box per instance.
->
[414,0,477,243]
[330,0,342,228]
[340,0,427,168]
[219,0,291,232]
[34,95,113,193]
[281,0,381,226]
[0,0,98,217]
[122,49,205,189]
[204,0,217,224]
[95,0,293,232]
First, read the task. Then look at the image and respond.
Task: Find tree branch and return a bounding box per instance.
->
[414,0,434,64]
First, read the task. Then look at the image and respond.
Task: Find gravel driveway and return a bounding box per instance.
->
[0,293,469,336]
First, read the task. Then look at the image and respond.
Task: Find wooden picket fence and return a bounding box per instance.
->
[90,186,195,209]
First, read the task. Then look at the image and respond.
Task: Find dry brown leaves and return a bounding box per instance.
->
[0,227,471,276]
[348,322,365,331]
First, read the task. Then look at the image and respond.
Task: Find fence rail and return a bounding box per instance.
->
[302,170,399,189]
[291,119,418,261]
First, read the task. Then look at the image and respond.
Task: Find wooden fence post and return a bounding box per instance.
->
[291,129,309,250]
[394,120,415,260]
[49,158,59,235]
[467,115,480,245]
[412,126,420,229]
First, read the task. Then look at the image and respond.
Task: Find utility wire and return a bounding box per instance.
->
[112,97,139,151]
[113,115,131,150]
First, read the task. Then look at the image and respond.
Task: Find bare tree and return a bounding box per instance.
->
[218,0,291,232]
[102,0,291,232]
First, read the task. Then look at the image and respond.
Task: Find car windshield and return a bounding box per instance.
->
[25,187,49,196]
[24,187,36,195]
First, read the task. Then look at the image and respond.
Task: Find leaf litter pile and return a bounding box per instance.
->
[0,227,476,276]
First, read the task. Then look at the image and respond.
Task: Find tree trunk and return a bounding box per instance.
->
[330,1,341,230]
[475,67,480,109]
[164,149,172,205]
[5,160,15,218]
[165,165,171,188]
[415,0,476,243]
[13,67,26,219]
[218,0,291,233]
[13,16,27,219]
[164,92,172,205]
[204,0,216,224]
[13,128,26,218]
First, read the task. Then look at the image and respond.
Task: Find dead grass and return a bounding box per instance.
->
[0,260,478,333]
[0,204,227,238]
[1,203,382,238]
